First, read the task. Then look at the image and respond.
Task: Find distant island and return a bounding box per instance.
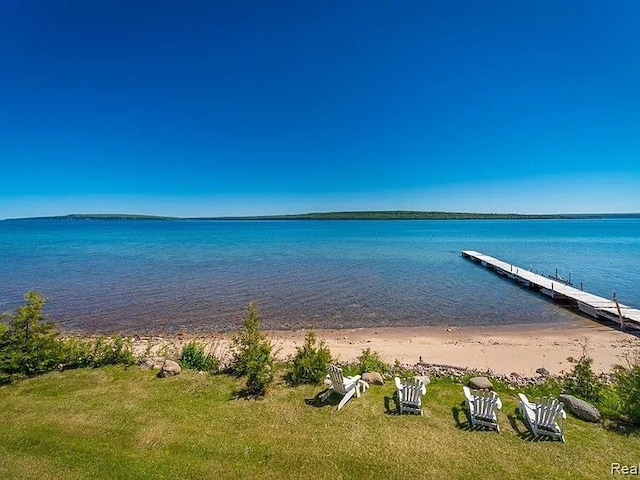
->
[205,211,640,220]
[6,211,640,221]
[9,213,178,221]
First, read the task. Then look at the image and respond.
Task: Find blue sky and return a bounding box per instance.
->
[2,1,639,218]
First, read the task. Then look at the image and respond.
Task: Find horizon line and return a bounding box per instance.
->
[4,210,640,221]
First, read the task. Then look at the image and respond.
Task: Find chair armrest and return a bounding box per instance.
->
[462,386,474,403]
[517,393,530,406]
[394,376,403,391]
[344,375,361,384]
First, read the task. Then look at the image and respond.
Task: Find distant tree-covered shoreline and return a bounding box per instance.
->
[7,211,639,221]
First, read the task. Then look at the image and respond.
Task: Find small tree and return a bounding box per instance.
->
[0,291,63,382]
[287,331,332,385]
[245,340,275,395]
[231,303,275,395]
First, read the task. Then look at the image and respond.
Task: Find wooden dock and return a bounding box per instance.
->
[461,250,640,330]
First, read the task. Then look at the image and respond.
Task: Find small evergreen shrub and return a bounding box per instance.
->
[245,340,275,395]
[287,331,332,385]
[180,341,219,372]
[0,291,137,384]
[231,303,275,395]
[562,353,604,403]
[0,291,64,383]
[357,347,390,375]
[612,361,640,425]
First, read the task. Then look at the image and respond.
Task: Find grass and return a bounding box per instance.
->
[0,367,638,480]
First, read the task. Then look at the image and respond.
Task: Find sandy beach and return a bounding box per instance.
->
[137,318,640,377]
[270,321,640,376]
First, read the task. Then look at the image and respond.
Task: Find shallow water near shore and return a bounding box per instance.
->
[1,218,639,333]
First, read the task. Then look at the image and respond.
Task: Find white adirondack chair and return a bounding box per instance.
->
[462,386,502,432]
[321,364,369,410]
[394,377,426,415]
[518,393,566,442]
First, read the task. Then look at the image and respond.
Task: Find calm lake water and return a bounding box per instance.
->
[1,219,638,333]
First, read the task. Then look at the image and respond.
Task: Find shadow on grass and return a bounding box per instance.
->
[451,402,501,433]
[507,412,566,442]
[230,388,266,401]
[304,389,340,408]
[452,403,486,432]
[452,403,468,428]
[384,394,427,416]
[384,394,400,415]
[507,413,532,440]
[603,421,640,437]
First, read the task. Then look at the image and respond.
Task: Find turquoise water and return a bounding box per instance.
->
[1,219,638,333]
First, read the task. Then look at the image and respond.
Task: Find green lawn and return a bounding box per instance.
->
[0,367,637,480]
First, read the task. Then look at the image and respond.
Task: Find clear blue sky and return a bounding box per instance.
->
[2,1,639,218]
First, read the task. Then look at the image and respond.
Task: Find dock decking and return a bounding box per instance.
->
[461,250,640,330]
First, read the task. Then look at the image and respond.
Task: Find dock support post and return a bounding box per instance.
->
[613,293,625,331]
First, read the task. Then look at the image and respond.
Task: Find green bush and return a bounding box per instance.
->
[0,292,137,384]
[245,340,275,395]
[89,336,136,367]
[562,353,604,403]
[391,359,414,378]
[231,303,275,395]
[597,383,624,421]
[287,332,332,385]
[180,341,219,372]
[0,291,64,384]
[356,347,390,375]
[61,336,135,369]
[612,361,640,425]
[61,337,95,368]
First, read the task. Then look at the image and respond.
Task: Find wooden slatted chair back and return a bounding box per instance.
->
[327,364,348,395]
[475,390,498,419]
[402,378,424,406]
[535,397,564,429]
[396,377,425,415]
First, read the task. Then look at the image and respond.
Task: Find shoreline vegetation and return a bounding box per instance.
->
[63,321,640,377]
[5,210,640,221]
[2,292,640,479]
